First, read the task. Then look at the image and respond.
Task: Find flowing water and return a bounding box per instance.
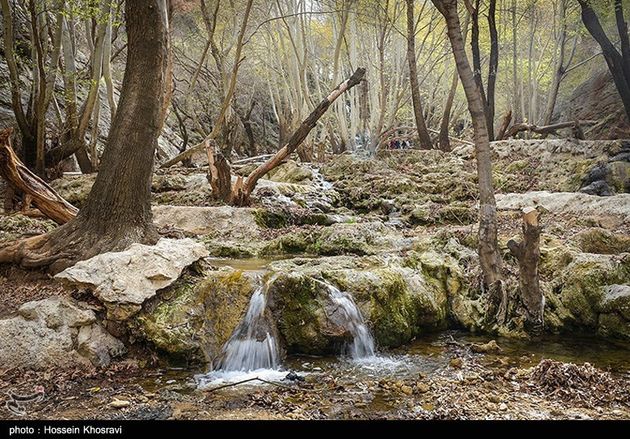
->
[322,282,375,359]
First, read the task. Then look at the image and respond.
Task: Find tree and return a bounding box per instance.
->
[431,0,503,317]
[405,0,433,149]
[578,0,630,121]
[0,0,171,273]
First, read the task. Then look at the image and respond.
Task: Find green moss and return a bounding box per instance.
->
[573,228,630,254]
[136,268,253,362]
[598,313,630,339]
[0,214,56,243]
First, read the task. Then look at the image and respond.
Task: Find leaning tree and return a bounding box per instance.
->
[0,0,171,273]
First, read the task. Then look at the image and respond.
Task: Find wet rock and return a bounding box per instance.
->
[471,340,502,354]
[0,298,124,370]
[135,267,254,362]
[268,254,450,350]
[55,238,208,321]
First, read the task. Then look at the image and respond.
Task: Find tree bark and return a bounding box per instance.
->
[579,0,630,121]
[432,0,503,308]
[0,0,170,273]
[486,0,498,140]
[0,128,77,224]
[508,207,543,333]
[405,0,433,149]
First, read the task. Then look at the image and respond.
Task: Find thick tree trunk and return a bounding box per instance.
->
[0,128,77,224]
[405,0,433,149]
[508,207,543,333]
[0,0,170,273]
[433,0,503,310]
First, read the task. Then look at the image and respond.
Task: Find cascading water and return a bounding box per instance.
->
[319,281,375,359]
[217,284,280,372]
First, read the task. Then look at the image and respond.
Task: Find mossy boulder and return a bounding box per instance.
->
[267,273,354,355]
[50,174,96,207]
[267,255,450,351]
[596,285,630,339]
[135,267,254,362]
[266,160,313,184]
[546,253,630,334]
[573,228,630,254]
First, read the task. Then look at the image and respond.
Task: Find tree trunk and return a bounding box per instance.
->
[432,0,503,309]
[579,0,630,121]
[508,207,543,333]
[486,0,498,140]
[0,0,170,273]
[406,0,433,149]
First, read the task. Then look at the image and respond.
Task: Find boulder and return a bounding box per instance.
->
[134,267,255,362]
[267,254,452,351]
[55,238,208,320]
[496,191,630,222]
[266,160,313,184]
[572,228,630,254]
[0,297,124,370]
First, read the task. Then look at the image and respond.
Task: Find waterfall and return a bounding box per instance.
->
[321,281,376,359]
[216,284,280,372]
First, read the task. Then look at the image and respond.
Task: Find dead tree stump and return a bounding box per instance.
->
[507,206,544,334]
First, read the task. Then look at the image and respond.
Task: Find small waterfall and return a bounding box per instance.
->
[216,284,280,372]
[321,281,375,359]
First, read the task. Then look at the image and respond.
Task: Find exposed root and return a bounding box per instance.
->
[0,215,158,274]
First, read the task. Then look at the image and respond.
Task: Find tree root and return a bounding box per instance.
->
[0,215,158,274]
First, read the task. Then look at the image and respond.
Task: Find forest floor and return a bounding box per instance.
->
[1,331,628,420]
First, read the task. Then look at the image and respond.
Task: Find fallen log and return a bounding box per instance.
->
[0,128,77,224]
[501,120,597,139]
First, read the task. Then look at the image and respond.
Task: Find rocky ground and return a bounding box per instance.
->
[0,138,629,419]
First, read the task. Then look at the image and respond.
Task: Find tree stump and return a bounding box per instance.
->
[508,206,543,334]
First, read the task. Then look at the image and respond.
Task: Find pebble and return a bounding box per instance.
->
[499,403,508,411]
[416,383,430,393]
[401,385,413,395]
[108,399,131,409]
[488,395,501,403]
[449,358,463,369]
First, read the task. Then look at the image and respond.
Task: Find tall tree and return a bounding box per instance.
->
[579,0,630,120]
[0,0,171,272]
[431,0,503,317]
[405,0,433,149]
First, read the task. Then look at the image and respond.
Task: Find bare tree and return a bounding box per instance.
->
[431,0,503,318]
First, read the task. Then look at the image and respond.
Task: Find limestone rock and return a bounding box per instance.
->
[496,191,630,222]
[55,238,208,320]
[135,267,254,363]
[0,298,124,370]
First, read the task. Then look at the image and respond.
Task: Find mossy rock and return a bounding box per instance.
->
[135,267,254,363]
[0,214,56,243]
[598,313,630,339]
[573,228,630,254]
[549,253,630,330]
[50,174,96,207]
[267,160,313,184]
[267,273,353,355]
[253,207,332,229]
